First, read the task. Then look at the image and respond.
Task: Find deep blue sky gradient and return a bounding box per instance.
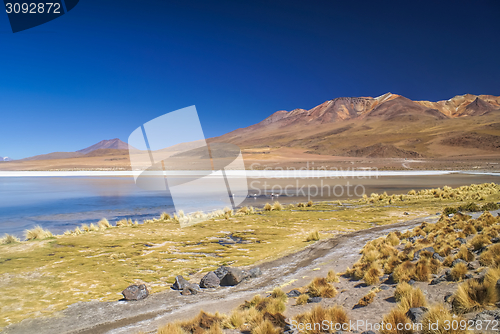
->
[1,0,499,159]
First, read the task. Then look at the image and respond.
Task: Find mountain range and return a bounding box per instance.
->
[20,138,131,161]
[214,93,500,158]
[0,156,12,162]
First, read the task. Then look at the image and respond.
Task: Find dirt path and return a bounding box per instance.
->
[2,215,439,334]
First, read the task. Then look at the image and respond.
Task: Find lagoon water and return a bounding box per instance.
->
[0,171,499,237]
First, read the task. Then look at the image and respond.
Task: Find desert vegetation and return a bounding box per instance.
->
[1,183,500,330]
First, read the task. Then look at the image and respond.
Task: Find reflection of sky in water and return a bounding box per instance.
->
[1,174,499,237]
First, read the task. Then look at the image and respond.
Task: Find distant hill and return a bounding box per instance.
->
[77,138,130,154]
[214,93,500,158]
[22,139,132,161]
[0,156,13,162]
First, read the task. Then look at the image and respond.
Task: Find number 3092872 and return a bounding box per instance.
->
[5,3,61,14]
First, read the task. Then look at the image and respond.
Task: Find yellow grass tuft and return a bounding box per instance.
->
[421,304,468,334]
[97,218,111,230]
[380,308,414,334]
[394,282,412,302]
[263,203,272,211]
[363,264,382,286]
[326,269,339,283]
[1,233,20,244]
[398,287,427,313]
[272,201,283,211]
[450,262,468,281]
[307,277,337,298]
[251,320,281,334]
[356,290,376,307]
[294,305,348,334]
[469,234,491,251]
[296,294,309,305]
[306,231,320,242]
[24,225,53,241]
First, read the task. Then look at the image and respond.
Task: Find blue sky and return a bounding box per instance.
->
[1,0,499,159]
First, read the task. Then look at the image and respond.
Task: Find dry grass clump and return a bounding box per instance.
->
[394,282,413,302]
[306,231,320,242]
[421,304,468,334]
[297,202,306,208]
[398,287,427,313]
[294,305,348,334]
[479,243,500,266]
[306,200,313,207]
[450,262,468,281]
[97,218,111,230]
[452,268,500,314]
[456,245,475,262]
[1,233,20,244]
[469,234,491,251]
[393,261,416,283]
[272,201,283,211]
[326,269,339,283]
[307,277,337,298]
[356,290,377,307]
[160,212,171,221]
[158,311,224,334]
[263,203,272,211]
[295,294,309,305]
[363,263,382,285]
[386,232,401,246]
[414,259,431,282]
[380,308,414,334]
[463,223,477,236]
[251,320,281,334]
[24,225,53,241]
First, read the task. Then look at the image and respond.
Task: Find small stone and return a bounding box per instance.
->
[380,285,390,290]
[408,279,416,285]
[432,253,445,262]
[214,266,229,280]
[172,275,189,290]
[200,272,220,288]
[444,293,453,303]
[406,307,428,323]
[491,237,500,243]
[308,297,322,303]
[181,283,199,295]
[249,267,262,278]
[430,275,446,285]
[413,247,435,261]
[404,212,409,215]
[464,274,473,279]
[122,284,149,301]
[286,289,302,297]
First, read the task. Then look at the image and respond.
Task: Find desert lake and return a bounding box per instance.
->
[1,171,499,237]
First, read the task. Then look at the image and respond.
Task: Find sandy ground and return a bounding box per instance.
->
[2,215,448,334]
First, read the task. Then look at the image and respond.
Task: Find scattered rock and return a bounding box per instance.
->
[444,293,453,303]
[456,238,467,244]
[214,266,230,280]
[220,267,248,286]
[430,275,446,285]
[200,272,220,288]
[432,253,445,262]
[467,262,478,270]
[413,247,435,261]
[380,285,391,290]
[122,284,149,301]
[406,307,428,323]
[492,237,500,243]
[464,274,474,279]
[172,275,189,290]
[404,212,409,215]
[408,279,416,285]
[249,267,262,278]
[181,283,200,296]
[286,289,302,297]
[308,297,322,303]
[448,214,454,218]
[452,259,467,267]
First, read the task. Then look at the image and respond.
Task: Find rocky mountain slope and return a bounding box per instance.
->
[215,93,500,158]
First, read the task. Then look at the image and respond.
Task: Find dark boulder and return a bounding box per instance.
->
[200,272,220,288]
[430,275,446,285]
[122,284,149,301]
[406,307,428,323]
[308,297,322,303]
[172,275,189,290]
[491,237,500,243]
[220,267,248,286]
[456,238,467,244]
[286,289,302,297]
[214,266,229,280]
